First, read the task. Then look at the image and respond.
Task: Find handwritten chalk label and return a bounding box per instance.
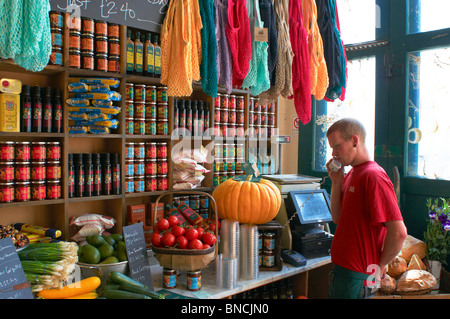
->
[123,223,153,290]
[50,0,168,33]
[0,238,34,299]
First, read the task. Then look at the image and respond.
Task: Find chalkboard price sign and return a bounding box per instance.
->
[50,0,168,33]
[123,223,154,290]
[0,238,34,299]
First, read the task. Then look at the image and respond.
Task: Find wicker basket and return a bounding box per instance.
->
[151,190,219,272]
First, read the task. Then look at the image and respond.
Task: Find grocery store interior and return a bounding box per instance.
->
[1,0,450,301]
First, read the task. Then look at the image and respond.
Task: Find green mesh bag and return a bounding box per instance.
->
[0,0,52,72]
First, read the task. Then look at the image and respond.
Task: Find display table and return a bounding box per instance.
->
[148,251,332,299]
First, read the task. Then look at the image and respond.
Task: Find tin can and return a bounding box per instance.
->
[145,175,157,192]
[156,142,168,158]
[31,181,46,200]
[145,119,156,135]
[0,182,14,203]
[156,174,168,191]
[0,142,15,161]
[163,268,177,289]
[15,162,30,182]
[134,175,145,193]
[14,182,30,202]
[145,159,157,175]
[46,180,61,199]
[146,86,157,103]
[46,142,61,161]
[0,162,14,182]
[145,142,157,159]
[187,270,202,291]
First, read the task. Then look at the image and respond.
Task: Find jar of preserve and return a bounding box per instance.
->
[125,142,134,160]
[50,48,63,66]
[125,118,134,134]
[31,162,46,181]
[134,175,145,193]
[31,181,46,201]
[0,141,15,161]
[15,162,30,182]
[81,34,94,53]
[220,94,229,109]
[187,270,202,291]
[146,86,157,103]
[46,142,61,161]
[145,119,156,135]
[108,39,120,56]
[156,120,168,135]
[81,16,94,34]
[157,86,168,103]
[229,95,236,110]
[125,100,134,118]
[145,142,157,159]
[156,174,168,191]
[95,54,108,72]
[69,32,81,50]
[0,162,14,182]
[108,55,120,73]
[134,102,145,119]
[69,16,81,33]
[126,83,134,100]
[157,158,168,174]
[15,182,30,202]
[213,172,220,186]
[189,195,200,210]
[125,160,134,177]
[214,108,221,123]
[134,119,146,135]
[125,177,134,194]
[0,182,14,203]
[145,102,157,119]
[50,11,63,29]
[108,23,120,39]
[236,95,245,110]
[163,268,177,289]
[134,160,145,176]
[145,159,157,175]
[31,142,46,161]
[263,232,276,251]
[69,49,81,68]
[145,175,157,192]
[262,250,275,267]
[214,93,221,108]
[157,103,168,119]
[95,19,108,37]
[135,84,146,102]
[81,52,94,70]
[134,143,145,160]
[46,161,61,181]
[95,36,108,54]
[47,180,61,199]
[156,142,168,159]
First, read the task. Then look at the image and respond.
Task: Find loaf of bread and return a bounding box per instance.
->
[396,270,437,293]
[407,254,426,271]
[387,256,407,278]
[380,274,396,295]
[399,235,427,263]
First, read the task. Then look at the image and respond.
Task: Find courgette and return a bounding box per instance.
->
[102,284,121,290]
[108,271,147,289]
[119,283,165,299]
[102,289,151,299]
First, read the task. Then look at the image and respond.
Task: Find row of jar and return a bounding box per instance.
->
[0,180,61,203]
[0,161,61,184]
[125,159,168,177]
[213,142,245,160]
[213,171,245,186]
[0,141,61,162]
[125,142,168,161]
[212,123,276,138]
[125,100,167,120]
[124,174,168,193]
[125,84,167,104]
[125,118,169,135]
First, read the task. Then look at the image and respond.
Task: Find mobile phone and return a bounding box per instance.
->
[329,159,342,172]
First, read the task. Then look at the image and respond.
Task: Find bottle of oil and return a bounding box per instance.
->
[134,31,143,75]
[144,32,154,77]
[126,29,135,74]
[153,34,161,78]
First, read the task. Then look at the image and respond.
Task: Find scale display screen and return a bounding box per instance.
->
[286,189,332,225]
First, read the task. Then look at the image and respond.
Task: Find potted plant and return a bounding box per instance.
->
[423,198,450,292]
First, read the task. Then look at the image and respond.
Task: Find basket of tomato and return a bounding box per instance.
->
[150,191,220,272]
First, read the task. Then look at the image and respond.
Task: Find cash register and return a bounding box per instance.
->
[285,189,334,258]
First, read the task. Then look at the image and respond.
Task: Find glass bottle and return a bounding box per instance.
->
[144,32,154,77]
[52,88,62,133]
[111,152,121,195]
[83,153,93,197]
[93,153,102,196]
[153,34,161,78]
[101,153,111,195]
[134,31,143,75]
[20,85,32,132]
[31,86,42,133]
[126,29,135,74]
[74,153,84,197]
[42,87,53,133]
[68,153,75,198]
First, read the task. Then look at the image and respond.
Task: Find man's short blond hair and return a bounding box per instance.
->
[326,118,367,143]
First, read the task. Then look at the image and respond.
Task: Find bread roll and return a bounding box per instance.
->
[399,235,427,263]
[396,270,437,293]
[387,256,407,278]
[380,274,396,295]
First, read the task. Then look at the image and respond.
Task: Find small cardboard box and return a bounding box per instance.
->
[146,202,164,229]
[0,93,20,132]
[127,204,146,225]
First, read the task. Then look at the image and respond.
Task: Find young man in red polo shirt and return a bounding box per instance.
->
[326,118,407,299]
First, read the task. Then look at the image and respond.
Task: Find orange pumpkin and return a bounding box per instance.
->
[212,177,282,224]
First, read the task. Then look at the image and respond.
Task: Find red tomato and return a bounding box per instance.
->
[171,225,185,237]
[168,215,180,227]
[156,218,170,231]
[161,233,176,247]
[176,235,188,249]
[202,232,216,246]
[188,239,203,249]
[202,244,211,249]
[196,227,204,241]
[151,233,162,247]
[185,228,198,241]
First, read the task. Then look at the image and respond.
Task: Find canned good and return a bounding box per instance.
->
[156,120,168,135]
[236,96,245,110]
[14,182,30,202]
[46,142,61,161]
[50,11,64,29]
[214,108,221,123]
[262,250,275,267]
[0,182,14,203]
[228,109,236,124]
[95,53,108,71]
[15,162,30,182]
[69,32,80,50]
[156,174,168,191]
[236,111,245,125]
[31,181,46,200]
[220,94,229,109]
[189,195,200,210]
[108,55,120,73]
[81,34,94,52]
[263,232,276,250]
[187,270,202,291]
[52,29,63,47]
[145,175,157,192]
[46,180,61,199]
[163,268,177,289]
[229,95,236,109]
[157,103,168,119]
[134,143,145,159]
[50,48,63,66]
[213,172,220,186]
[199,195,209,209]
[108,39,120,56]
[214,93,221,108]
[0,162,14,182]
[0,142,15,161]
[31,162,46,181]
